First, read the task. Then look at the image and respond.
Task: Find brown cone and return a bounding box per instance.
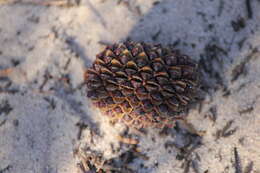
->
[85,41,198,128]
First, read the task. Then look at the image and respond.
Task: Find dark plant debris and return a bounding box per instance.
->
[245,0,253,19]
[176,134,202,160]
[199,42,227,91]
[165,140,178,150]
[221,120,235,137]
[165,127,202,173]
[244,161,254,173]
[159,126,171,137]
[222,86,231,97]
[231,62,247,82]
[39,71,52,91]
[205,105,217,123]
[0,165,12,173]
[0,87,19,94]
[216,120,238,140]
[238,38,247,50]
[198,100,203,114]
[218,0,224,16]
[236,83,248,93]
[0,119,6,127]
[43,97,56,110]
[118,1,142,16]
[151,29,161,41]
[234,147,242,173]
[232,48,259,82]
[222,127,238,138]
[172,39,181,47]
[183,159,191,173]
[76,145,147,173]
[76,121,88,140]
[238,137,245,146]
[153,1,160,6]
[239,106,254,115]
[12,119,19,127]
[0,100,13,116]
[231,17,246,32]
[64,58,71,70]
[10,59,20,67]
[98,40,113,47]
[195,153,201,162]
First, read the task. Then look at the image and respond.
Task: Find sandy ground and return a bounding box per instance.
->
[0,0,260,172]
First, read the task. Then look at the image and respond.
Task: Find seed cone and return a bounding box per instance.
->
[85,41,198,128]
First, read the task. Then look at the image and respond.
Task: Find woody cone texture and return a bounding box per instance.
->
[85,41,198,128]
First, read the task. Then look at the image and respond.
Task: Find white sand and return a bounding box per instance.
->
[0,0,260,172]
